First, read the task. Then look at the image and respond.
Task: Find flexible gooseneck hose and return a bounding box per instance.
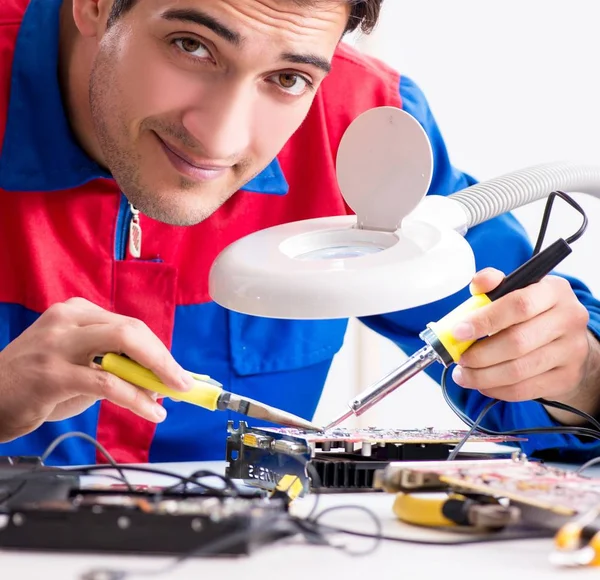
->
[449,162,600,228]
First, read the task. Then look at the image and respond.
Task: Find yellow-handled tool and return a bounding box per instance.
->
[324,239,573,430]
[393,493,519,530]
[94,353,321,430]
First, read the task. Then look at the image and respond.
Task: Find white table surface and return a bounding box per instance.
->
[1,459,599,580]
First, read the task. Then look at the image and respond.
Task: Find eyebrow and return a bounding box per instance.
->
[161,8,243,46]
[161,8,332,75]
[281,52,332,75]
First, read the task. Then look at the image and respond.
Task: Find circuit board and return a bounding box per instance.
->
[226,422,524,495]
[376,458,600,517]
[258,426,524,448]
[0,492,289,556]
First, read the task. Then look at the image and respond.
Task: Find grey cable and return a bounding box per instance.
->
[575,456,600,475]
[450,162,600,228]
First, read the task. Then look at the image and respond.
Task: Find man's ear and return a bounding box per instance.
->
[72,0,114,37]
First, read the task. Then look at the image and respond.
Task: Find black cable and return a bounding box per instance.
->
[301,522,555,546]
[0,464,236,511]
[441,368,600,447]
[537,398,600,432]
[39,431,135,492]
[532,190,588,255]
[305,460,324,520]
[0,432,137,506]
[306,504,383,556]
[158,468,239,496]
[443,189,598,456]
[447,398,500,460]
[0,467,132,508]
[63,465,236,497]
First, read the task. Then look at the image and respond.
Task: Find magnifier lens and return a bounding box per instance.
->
[295,244,385,261]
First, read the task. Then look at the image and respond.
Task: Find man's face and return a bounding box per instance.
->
[87,0,349,225]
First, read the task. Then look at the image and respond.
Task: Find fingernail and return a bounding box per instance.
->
[154,405,167,421]
[452,366,464,385]
[453,322,474,340]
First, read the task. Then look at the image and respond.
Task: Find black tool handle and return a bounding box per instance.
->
[487,239,572,302]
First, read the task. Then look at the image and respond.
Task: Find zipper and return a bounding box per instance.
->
[128,205,142,259]
[115,194,143,260]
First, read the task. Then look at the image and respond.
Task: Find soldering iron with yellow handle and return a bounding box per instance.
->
[325,238,573,430]
[94,353,321,431]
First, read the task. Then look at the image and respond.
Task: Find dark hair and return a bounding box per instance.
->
[107,0,383,34]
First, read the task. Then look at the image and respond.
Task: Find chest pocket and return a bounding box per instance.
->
[228,311,349,376]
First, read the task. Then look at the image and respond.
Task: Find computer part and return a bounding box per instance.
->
[373,455,600,531]
[0,456,289,557]
[0,456,80,512]
[0,492,289,556]
[225,421,524,494]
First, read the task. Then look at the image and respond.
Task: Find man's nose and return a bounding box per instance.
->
[181,82,254,161]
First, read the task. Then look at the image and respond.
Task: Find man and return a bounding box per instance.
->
[0,0,599,465]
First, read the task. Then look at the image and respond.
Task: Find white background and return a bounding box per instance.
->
[313,0,600,429]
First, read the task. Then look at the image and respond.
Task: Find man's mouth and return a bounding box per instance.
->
[155,133,231,182]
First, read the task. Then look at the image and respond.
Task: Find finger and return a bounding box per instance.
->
[469,268,505,296]
[452,338,569,391]
[468,367,576,403]
[453,277,560,341]
[43,299,118,329]
[46,395,99,422]
[67,324,194,392]
[63,297,107,311]
[460,309,566,368]
[73,365,168,423]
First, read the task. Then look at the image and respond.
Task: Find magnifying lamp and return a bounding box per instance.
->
[209,107,600,319]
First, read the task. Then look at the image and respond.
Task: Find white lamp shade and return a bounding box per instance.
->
[209,107,476,319]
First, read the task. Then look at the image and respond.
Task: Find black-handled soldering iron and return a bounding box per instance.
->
[324,238,573,430]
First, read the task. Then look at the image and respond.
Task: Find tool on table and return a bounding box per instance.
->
[391,493,519,530]
[324,238,573,430]
[94,353,321,431]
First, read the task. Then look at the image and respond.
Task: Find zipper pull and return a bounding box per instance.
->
[128,204,142,259]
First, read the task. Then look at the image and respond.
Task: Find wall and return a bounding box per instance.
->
[313,0,600,430]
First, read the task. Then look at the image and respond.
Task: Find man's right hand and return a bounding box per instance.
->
[0,297,194,443]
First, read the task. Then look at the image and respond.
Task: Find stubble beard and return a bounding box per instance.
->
[89,52,230,226]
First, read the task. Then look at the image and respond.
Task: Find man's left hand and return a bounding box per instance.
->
[450,268,600,424]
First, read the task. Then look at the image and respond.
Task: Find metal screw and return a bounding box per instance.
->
[12,513,24,526]
[191,519,203,532]
[117,516,130,529]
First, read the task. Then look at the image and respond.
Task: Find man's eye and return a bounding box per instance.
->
[270,73,312,96]
[174,38,211,59]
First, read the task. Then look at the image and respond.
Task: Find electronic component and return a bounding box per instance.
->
[375,455,600,568]
[374,456,600,517]
[0,453,290,557]
[0,490,289,556]
[0,459,80,512]
[226,421,523,494]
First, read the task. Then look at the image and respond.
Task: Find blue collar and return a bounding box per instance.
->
[0,0,288,195]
